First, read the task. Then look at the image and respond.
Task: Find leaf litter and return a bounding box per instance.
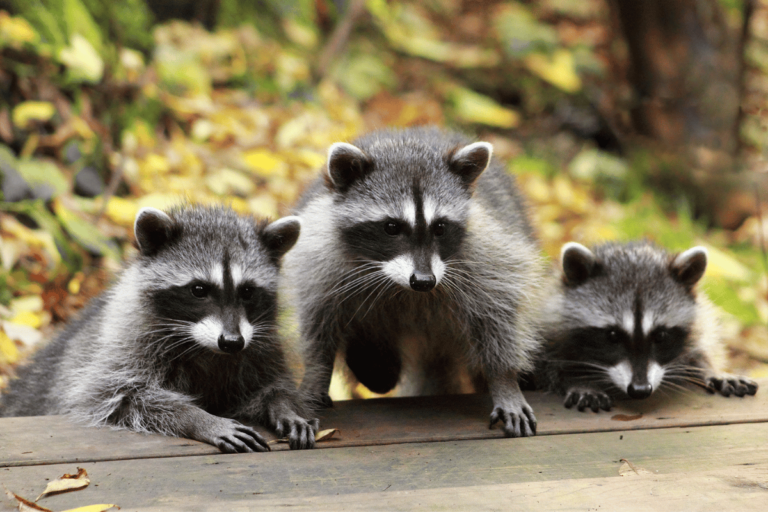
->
[3,468,119,512]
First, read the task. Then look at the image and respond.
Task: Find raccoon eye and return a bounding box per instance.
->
[384,221,402,236]
[653,329,670,344]
[190,283,210,298]
[607,328,620,343]
[434,222,446,237]
[239,286,255,301]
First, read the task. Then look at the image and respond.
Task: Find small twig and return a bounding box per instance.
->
[97,159,124,220]
[756,182,768,277]
[315,0,366,82]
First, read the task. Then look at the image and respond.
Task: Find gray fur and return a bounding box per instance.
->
[283,127,547,438]
[539,240,758,412]
[0,205,318,452]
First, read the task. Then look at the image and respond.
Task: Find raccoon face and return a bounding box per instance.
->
[134,207,300,354]
[559,242,708,399]
[326,136,492,293]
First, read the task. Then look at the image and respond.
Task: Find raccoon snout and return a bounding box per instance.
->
[627,382,653,399]
[410,271,436,292]
[218,333,245,354]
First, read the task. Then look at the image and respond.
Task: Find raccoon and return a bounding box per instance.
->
[283,127,546,437]
[0,205,319,451]
[539,241,758,412]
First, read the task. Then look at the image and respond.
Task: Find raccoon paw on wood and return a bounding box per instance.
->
[489,403,537,438]
[198,417,272,454]
[563,387,613,412]
[275,416,321,450]
[705,375,759,398]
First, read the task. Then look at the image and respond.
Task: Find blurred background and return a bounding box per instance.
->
[1,0,767,397]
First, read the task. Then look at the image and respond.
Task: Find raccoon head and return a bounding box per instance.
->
[134,206,300,355]
[559,241,708,399]
[325,129,492,293]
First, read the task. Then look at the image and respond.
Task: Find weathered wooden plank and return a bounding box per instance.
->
[138,465,768,512]
[1,383,765,468]
[1,423,766,511]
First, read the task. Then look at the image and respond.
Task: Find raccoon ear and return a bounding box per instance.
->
[262,216,301,261]
[561,242,596,285]
[134,207,174,256]
[326,142,372,192]
[670,246,707,289]
[448,141,493,186]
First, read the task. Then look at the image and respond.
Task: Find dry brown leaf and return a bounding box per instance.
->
[618,458,653,476]
[4,489,53,512]
[36,467,90,501]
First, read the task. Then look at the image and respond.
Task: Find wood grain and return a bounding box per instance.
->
[1,423,766,511]
[1,383,765,468]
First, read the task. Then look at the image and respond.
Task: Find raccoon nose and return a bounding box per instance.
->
[627,382,653,399]
[218,334,245,354]
[410,271,436,292]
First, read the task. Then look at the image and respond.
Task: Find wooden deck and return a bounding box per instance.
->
[1,382,767,511]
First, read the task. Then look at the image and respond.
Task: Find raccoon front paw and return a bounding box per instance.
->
[489,404,537,438]
[706,375,759,398]
[209,419,271,454]
[563,387,613,412]
[276,416,321,450]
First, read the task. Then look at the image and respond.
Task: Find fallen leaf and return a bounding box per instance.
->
[0,330,20,364]
[618,458,653,476]
[448,87,520,128]
[61,505,120,512]
[36,468,90,501]
[4,489,52,512]
[524,49,582,93]
[315,428,340,442]
[611,413,643,421]
[12,102,56,130]
[59,34,104,84]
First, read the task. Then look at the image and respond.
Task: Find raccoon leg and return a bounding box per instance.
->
[299,342,337,408]
[106,390,271,453]
[487,370,537,438]
[563,385,613,412]
[344,333,402,395]
[236,386,320,450]
[682,353,759,397]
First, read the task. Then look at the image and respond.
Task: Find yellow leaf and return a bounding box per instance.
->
[702,245,752,282]
[105,197,139,227]
[0,12,39,47]
[449,87,519,128]
[36,468,90,501]
[61,505,120,512]
[141,154,171,176]
[524,49,582,93]
[12,102,56,130]
[205,169,255,196]
[0,330,20,364]
[10,295,43,314]
[248,195,279,219]
[59,34,104,84]
[9,311,41,329]
[243,149,284,177]
[137,193,184,212]
[315,428,339,442]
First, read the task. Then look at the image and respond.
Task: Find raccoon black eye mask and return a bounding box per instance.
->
[283,126,546,438]
[537,240,758,412]
[0,205,319,452]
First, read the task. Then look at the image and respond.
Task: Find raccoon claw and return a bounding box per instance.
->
[489,404,537,438]
[276,416,320,450]
[564,387,612,413]
[706,375,759,398]
[211,422,271,454]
